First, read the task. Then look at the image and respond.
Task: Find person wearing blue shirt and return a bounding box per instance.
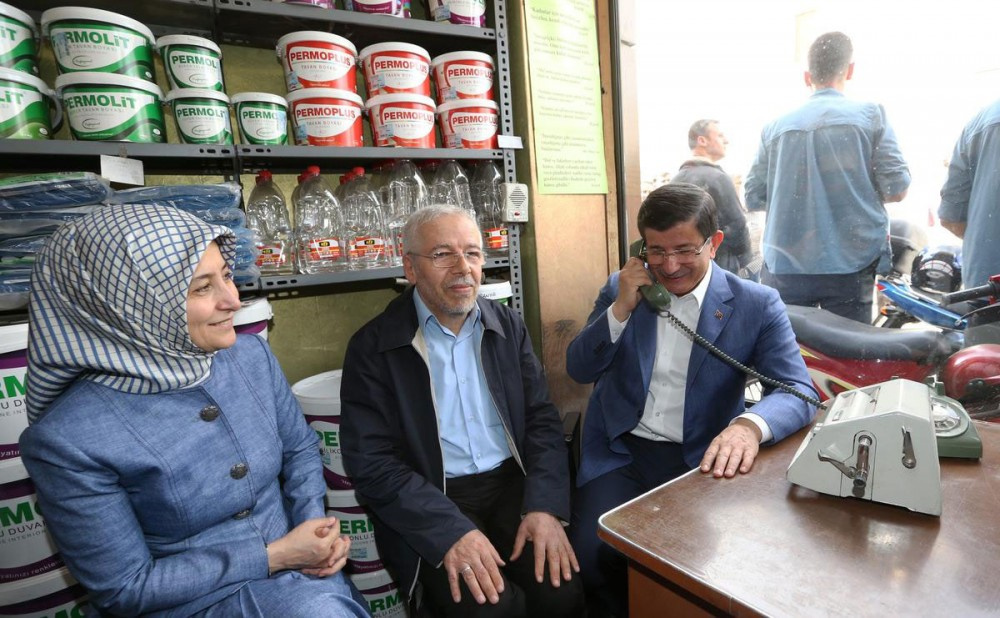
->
[744,31,911,323]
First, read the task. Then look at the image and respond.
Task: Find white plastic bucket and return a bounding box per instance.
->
[344,0,409,17]
[165,88,233,144]
[292,370,351,489]
[349,569,408,618]
[285,88,363,147]
[0,2,39,76]
[325,488,382,573]
[431,51,494,103]
[41,7,156,82]
[156,34,224,91]
[234,297,272,341]
[0,462,62,584]
[0,323,28,480]
[0,67,61,140]
[428,0,486,27]
[276,31,357,93]
[56,72,165,143]
[231,92,288,145]
[478,279,512,305]
[436,98,497,149]
[365,93,435,148]
[358,42,430,99]
[280,0,335,7]
[0,567,89,618]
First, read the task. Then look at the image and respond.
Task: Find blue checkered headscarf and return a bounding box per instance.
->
[26,204,236,423]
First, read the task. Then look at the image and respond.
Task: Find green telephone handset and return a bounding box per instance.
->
[633,238,672,311]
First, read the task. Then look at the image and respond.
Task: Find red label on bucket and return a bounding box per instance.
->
[289,97,363,146]
[439,104,498,149]
[285,41,356,91]
[369,99,436,148]
[436,60,494,102]
[363,50,430,98]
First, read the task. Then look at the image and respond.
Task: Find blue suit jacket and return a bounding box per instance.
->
[567,263,816,487]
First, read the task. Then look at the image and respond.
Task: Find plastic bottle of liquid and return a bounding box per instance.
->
[342,167,388,269]
[470,160,509,258]
[430,159,474,215]
[245,170,294,275]
[295,168,348,273]
[384,159,429,266]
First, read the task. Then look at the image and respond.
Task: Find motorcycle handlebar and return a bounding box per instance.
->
[940,280,1000,305]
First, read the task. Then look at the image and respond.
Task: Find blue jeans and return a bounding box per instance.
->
[762,261,878,323]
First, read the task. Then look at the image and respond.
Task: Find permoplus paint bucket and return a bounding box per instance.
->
[349,569,408,618]
[358,42,430,99]
[0,462,62,584]
[344,0,409,17]
[41,7,156,82]
[325,488,382,573]
[156,35,224,92]
[0,567,89,618]
[428,0,487,27]
[292,370,351,489]
[436,98,497,149]
[276,31,357,93]
[431,51,494,103]
[0,2,39,76]
[231,92,288,145]
[0,67,61,140]
[366,93,435,148]
[56,72,164,142]
[0,323,27,482]
[234,297,272,340]
[165,88,233,144]
[286,88,363,147]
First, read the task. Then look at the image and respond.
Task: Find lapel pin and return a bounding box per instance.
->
[714,310,724,320]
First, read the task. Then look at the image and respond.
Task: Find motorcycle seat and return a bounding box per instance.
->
[786,305,958,363]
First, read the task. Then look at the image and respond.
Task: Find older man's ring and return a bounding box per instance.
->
[461,566,473,575]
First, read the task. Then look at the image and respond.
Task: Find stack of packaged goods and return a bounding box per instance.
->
[0,2,60,140]
[158,35,234,145]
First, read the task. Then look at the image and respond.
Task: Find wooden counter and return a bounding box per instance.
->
[598,421,1000,617]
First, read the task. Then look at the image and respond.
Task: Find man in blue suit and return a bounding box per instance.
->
[567,183,816,617]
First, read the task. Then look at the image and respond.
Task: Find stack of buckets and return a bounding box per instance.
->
[0,322,90,618]
[0,2,60,140]
[292,370,408,618]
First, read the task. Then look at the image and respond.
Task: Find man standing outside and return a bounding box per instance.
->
[744,31,911,322]
[567,183,816,617]
[673,119,753,276]
[340,205,584,618]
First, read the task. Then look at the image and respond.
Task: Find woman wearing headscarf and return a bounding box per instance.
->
[19,204,369,617]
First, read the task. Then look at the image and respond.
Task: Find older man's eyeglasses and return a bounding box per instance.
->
[409,250,485,268]
[640,237,712,265]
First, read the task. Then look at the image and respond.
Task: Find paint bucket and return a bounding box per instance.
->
[285,88,363,147]
[0,567,89,618]
[55,72,165,143]
[165,88,233,144]
[479,279,512,305]
[436,98,497,149]
[234,297,272,341]
[349,569,408,618]
[431,51,493,103]
[365,93,435,148]
[41,7,156,82]
[0,2,39,76]
[276,31,357,93]
[325,488,382,573]
[156,34,224,92]
[231,92,288,145]
[0,323,28,482]
[292,370,350,489]
[0,67,61,140]
[0,462,62,584]
[344,0,409,17]
[427,0,487,27]
[358,42,430,99]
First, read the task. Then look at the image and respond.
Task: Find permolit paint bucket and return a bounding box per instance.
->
[344,0,409,17]
[358,42,430,99]
[0,567,89,618]
[0,67,61,140]
[56,72,164,142]
[41,7,156,82]
[436,98,497,149]
[292,370,351,489]
[428,0,487,27]
[156,34,224,92]
[349,569,408,618]
[325,488,382,573]
[0,462,62,584]
[0,323,28,481]
[234,297,272,341]
[366,93,435,148]
[276,31,357,93]
[0,2,39,76]
[231,92,288,145]
[431,51,494,103]
[286,88,363,147]
[165,88,233,145]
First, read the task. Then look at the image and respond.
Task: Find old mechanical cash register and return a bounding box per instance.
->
[786,379,982,516]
